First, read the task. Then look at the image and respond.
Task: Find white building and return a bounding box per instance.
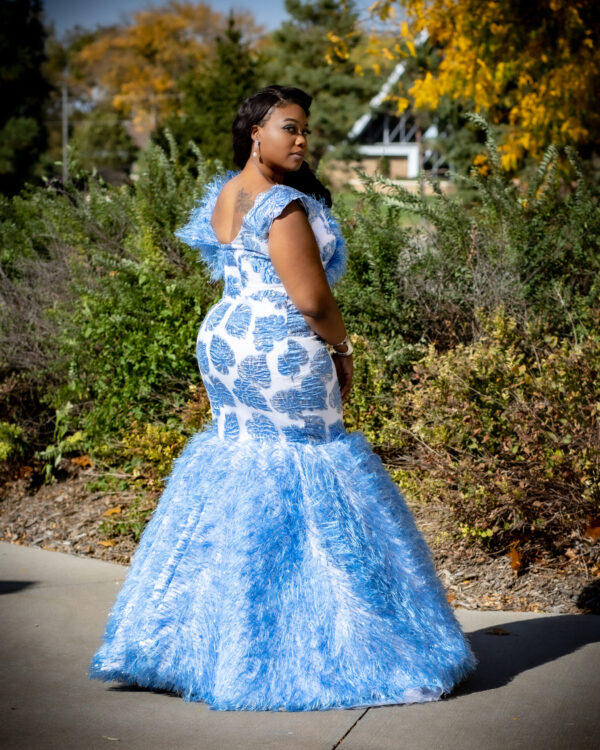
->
[326,31,452,192]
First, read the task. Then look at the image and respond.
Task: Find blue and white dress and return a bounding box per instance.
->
[88,172,477,711]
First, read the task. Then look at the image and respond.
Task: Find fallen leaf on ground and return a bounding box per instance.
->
[508,543,522,571]
[71,455,94,468]
[102,507,122,516]
[485,626,510,636]
[583,517,600,542]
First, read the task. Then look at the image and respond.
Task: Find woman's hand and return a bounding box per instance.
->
[332,353,353,401]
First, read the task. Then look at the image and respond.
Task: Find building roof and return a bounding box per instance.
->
[346,29,430,143]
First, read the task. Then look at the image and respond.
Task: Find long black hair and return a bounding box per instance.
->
[231,85,332,207]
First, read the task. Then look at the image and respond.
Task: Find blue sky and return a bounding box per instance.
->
[43,0,377,37]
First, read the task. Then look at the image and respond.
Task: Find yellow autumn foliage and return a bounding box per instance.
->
[368,0,599,170]
[74,1,259,142]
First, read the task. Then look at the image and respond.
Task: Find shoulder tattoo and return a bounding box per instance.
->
[235,189,254,214]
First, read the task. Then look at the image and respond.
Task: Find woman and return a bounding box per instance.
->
[88,85,477,711]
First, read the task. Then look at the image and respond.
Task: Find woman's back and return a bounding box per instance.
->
[210,174,274,246]
[178,171,348,445]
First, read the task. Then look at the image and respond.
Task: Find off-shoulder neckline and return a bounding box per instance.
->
[208,173,307,247]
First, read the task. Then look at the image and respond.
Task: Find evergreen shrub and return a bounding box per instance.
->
[334,115,600,558]
[47,134,222,450]
[0,131,221,472]
[382,307,600,558]
[349,114,600,355]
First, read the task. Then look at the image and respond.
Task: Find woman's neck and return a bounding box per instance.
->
[244,159,285,185]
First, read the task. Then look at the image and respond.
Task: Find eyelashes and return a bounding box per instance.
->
[284,126,311,136]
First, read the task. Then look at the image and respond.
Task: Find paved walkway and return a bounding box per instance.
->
[1,541,598,750]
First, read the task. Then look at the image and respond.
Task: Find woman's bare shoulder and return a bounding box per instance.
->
[218,174,273,209]
[212,174,275,243]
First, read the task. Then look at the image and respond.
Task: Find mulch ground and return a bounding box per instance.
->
[1,456,598,615]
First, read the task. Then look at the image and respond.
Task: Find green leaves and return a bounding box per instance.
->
[384,307,600,556]
[360,118,600,350]
[1,132,220,464]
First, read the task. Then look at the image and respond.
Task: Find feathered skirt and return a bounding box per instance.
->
[88,425,478,711]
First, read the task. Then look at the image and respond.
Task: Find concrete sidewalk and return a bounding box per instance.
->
[1,541,598,750]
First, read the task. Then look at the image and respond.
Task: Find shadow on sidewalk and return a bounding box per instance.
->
[99,613,600,708]
[452,613,600,698]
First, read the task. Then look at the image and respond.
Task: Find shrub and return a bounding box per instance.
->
[383,307,600,560]
[0,130,222,464]
[341,334,396,444]
[121,420,189,487]
[353,115,600,352]
[0,421,24,461]
[333,192,429,375]
[98,494,157,544]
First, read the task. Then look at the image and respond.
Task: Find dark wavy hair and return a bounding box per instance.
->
[232,85,332,207]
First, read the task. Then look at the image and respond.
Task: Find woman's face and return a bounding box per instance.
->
[251,102,310,173]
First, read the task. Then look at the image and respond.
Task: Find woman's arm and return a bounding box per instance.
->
[268,201,353,399]
[268,201,346,343]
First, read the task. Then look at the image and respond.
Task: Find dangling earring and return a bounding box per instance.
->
[253,139,259,158]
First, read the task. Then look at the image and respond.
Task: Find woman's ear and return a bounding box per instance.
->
[250,124,261,141]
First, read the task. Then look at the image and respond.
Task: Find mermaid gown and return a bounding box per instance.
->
[88,172,478,711]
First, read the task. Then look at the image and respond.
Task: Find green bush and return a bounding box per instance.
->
[353,115,600,352]
[120,419,190,487]
[33,402,87,483]
[1,131,223,468]
[1,111,599,567]
[341,335,395,445]
[48,136,224,445]
[98,494,157,544]
[0,421,24,461]
[383,307,600,558]
[333,192,429,375]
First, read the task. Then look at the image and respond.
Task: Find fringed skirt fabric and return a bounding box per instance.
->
[88,425,477,711]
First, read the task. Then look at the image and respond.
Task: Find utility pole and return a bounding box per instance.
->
[61,71,68,183]
[416,122,425,201]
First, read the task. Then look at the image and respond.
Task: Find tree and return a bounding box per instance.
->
[72,1,260,145]
[263,0,383,166]
[38,24,109,180]
[69,106,138,177]
[368,0,600,171]
[0,0,52,194]
[157,14,261,168]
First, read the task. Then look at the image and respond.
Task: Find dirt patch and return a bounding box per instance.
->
[0,460,140,565]
[1,457,598,614]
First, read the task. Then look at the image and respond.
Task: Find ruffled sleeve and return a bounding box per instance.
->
[246,185,348,286]
[245,184,313,241]
[319,202,348,286]
[174,171,237,282]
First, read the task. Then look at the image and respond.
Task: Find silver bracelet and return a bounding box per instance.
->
[330,335,353,357]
